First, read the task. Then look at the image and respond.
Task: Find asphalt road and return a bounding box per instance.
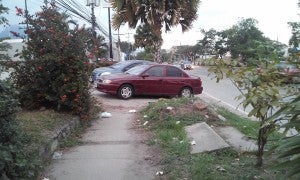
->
[187,66,252,115]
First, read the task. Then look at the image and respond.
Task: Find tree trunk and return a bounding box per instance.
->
[153,42,162,63]
[256,125,268,167]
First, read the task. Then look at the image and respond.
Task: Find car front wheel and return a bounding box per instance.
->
[118,84,134,99]
[180,87,193,98]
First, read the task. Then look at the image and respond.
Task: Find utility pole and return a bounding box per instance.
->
[113,30,127,61]
[86,0,100,61]
[103,0,113,60]
[126,32,133,60]
[108,7,113,59]
[24,0,29,29]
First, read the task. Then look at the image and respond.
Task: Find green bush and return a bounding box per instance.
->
[10,4,92,119]
[0,81,41,179]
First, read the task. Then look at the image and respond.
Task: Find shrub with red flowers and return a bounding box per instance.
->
[10,4,92,119]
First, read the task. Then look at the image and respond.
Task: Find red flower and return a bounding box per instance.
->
[25,29,33,35]
[37,66,43,71]
[88,53,95,58]
[60,95,67,102]
[15,7,23,16]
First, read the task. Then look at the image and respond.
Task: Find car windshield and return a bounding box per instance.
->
[275,62,298,70]
[286,65,297,69]
[110,61,133,69]
[125,65,148,75]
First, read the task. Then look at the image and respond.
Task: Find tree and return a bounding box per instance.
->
[287,22,300,60]
[175,45,198,63]
[214,31,228,59]
[118,41,136,60]
[208,57,299,167]
[86,28,108,60]
[197,29,218,57]
[0,1,10,62]
[135,49,153,61]
[10,3,92,119]
[134,23,162,58]
[222,18,267,62]
[111,0,200,62]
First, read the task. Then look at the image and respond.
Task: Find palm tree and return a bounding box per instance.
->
[134,23,162,58]
[111,0,200,62]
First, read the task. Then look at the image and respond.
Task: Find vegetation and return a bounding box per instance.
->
[8,3,93,120]
[265,14,300,176]
[204,11,299,169]
[0,0,9,63]
[208,58,298,167]
[86,29,108,60]
[118,41,136,60]
[0,3,41,179]
[111,0,200,62]
[268,96,300,178]
[0,81,42,179]
[140,98,290,179]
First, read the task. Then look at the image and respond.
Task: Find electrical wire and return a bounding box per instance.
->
[28,0,118,42]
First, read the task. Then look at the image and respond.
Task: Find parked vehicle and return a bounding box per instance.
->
[180,60,193,70]
[96,64,203,99]
[275,62,300,83]
[90,60,155,83]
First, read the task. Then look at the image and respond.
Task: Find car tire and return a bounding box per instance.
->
[118,84,134,99]
[180,87,193,98]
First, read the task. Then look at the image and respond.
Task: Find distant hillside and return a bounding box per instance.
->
[0,25,27,39]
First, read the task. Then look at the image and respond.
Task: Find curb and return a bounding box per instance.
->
[38,117,81,161]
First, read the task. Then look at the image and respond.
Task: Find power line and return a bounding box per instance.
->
[28,0,118,42]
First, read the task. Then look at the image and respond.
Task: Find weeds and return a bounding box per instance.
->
[141,98,289,179]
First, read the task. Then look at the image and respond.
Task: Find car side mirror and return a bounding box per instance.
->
[141,74,149,78]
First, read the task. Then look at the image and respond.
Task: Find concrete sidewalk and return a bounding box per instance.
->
[44,94,159,180]
[45,91,258,179]
[185,122,257,154]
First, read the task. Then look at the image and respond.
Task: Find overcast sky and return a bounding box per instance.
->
[162,0,299,49]
[2,0,300,49]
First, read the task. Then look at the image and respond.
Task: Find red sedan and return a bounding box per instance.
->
[96,64,203,99]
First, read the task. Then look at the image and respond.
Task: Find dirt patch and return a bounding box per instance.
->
[131,113,164,175]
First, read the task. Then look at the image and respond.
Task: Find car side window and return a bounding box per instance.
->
[166,66,182,77]
[145,66,164,77]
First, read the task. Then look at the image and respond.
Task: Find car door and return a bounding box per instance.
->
[162,66,187,95]
[136,66,164,95]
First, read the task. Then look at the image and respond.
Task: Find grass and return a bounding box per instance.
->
[216,107,260,139]
[17,110,75,145]
[59,125,85,148]
[217,107,284,148]
[140,98,289,179]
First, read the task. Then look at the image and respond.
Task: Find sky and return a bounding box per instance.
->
[1,0,299,49]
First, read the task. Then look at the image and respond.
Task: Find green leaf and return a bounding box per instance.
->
[248,108,258,117]
[259,107,268,116]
